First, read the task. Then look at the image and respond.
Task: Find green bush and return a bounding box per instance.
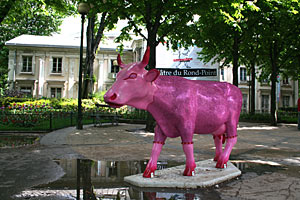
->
[92,91,107,102]
[0,97,29,107]
[240,111,297,124]
[240,112,271,123]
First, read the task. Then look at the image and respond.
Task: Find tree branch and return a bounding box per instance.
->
[128,19,148,40]
[92,12,108,54]
[152,0,169,34]
[127,0,147,23]
[0,0,16,24]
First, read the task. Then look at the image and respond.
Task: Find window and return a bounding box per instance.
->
[135,47,142,62]
[283,96,290,108]
[220,68,224,80]
[22,56,32,72]
[52,57,62,73]
[20,86,32,96]
[110,60,120,73]
[51,88,62,98]
[242,94,248,112]
[282,77,289,85]
[240,68,247,82]
[262,78,269,84]
[261,95,269,113]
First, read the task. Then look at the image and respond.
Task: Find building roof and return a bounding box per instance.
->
[5,34,132,51]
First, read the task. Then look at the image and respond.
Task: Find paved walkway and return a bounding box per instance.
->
[0,122,299,199]
[41,122,300,199]
[41,122,300,165]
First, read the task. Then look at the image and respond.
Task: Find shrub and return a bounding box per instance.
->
[0,97,28,107]
[92,91,107,102]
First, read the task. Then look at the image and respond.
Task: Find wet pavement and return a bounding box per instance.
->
[0,122,300,199]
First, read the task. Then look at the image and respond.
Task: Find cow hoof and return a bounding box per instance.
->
[143,169,155,178]
[215,162,227,169]
[183,168,195,176]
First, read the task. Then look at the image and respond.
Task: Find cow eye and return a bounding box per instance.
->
[124,73,137,80]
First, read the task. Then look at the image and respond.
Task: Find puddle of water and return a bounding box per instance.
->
[13,159,293,200]
[231,160,284,175]
[13,159,220,200]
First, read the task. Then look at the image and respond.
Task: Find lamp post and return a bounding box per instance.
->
[77,3,90,130]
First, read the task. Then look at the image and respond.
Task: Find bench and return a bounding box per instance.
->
[92,104,120,127]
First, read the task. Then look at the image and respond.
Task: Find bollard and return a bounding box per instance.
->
[298,98,300,130]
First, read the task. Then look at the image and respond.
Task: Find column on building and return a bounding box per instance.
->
[43,81,48,97]
[98,58,104,91]
[7,50,16,90]
[68,58,76,98]
[38,57,45,98]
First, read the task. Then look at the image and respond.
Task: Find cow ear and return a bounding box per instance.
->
[145,69,160,82]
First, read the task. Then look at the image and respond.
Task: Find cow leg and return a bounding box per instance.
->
[143,125,166,178]
[182,141,196,176]
[212,124,226,161]
[216,121,237,168]
[213,134,224,161]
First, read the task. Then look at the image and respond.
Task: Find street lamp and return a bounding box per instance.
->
[77,2,90,130]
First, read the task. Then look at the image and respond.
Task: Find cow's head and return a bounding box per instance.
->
[104,47,160,110]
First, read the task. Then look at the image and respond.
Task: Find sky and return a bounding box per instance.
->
[57,16,82,36]
[57,16,130,37]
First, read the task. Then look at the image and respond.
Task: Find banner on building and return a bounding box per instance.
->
[156,68,217,77]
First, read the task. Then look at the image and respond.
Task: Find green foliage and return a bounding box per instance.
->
[240,111,298,124]
[0,96,148,131]
[115,0,196,67]
[91,90,107,102]
[240,112,271,123]
[0,97,29,107]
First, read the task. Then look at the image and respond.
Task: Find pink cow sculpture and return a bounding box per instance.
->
[104,47,242,178]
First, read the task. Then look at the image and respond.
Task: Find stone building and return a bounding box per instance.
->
[220,66,298,112]
[5,34,133,98]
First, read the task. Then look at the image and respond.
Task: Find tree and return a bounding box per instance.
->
[253,0,300,125]
[82,1,119,99]
[239,7,263,114]
[115,0,197,131]
[182,1,260,87]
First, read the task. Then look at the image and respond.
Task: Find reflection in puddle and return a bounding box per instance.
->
[14,159,286,200]
[14,159,220,200]
[232,160,283,175]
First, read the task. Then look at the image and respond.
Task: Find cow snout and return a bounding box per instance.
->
[104,92,117,103]
[110,93,117,101]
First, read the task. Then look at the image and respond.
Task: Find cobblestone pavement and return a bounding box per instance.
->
[0,122,299,200]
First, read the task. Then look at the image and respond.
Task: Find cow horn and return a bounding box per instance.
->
[141,46,150,68]
[117,54,125,68]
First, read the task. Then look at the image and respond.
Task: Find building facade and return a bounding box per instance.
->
[6,34,133,99]
[6,34,298,112]
[221,66,298,112]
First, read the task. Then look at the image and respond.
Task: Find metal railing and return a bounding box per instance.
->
[0,109,148,132]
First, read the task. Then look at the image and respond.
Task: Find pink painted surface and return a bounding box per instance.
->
[104,47,242,178]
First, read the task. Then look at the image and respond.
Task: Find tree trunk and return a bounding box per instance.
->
[232,31,239,87]
[81,160,96,200]
[82,12,108,99]
[145,34,157,132]
[250,62,256,114]
[270,42,278,126]
[270,71,277,126]
[83,17,94,99]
